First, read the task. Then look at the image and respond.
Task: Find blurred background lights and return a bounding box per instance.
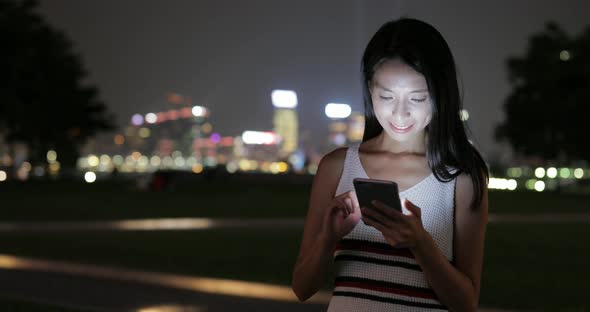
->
[87,155,100,167]
[333,133,347,146]
[99,154,111,165]
[84,171,96,183]
[201,122,213,134]
[210,132,221,144]
[507,167,522,178]
[559,168,571,178]
[489,178,517,191]
[47,150,57,162]
[174,157,186,167]
[138,156,149,167]
[271,90,298,108]
[150,156,161,167]
[49,162,60,173]
[459,109,470,121]
[191,106,207,117]
[112,155,124,166]
[560,50,571,61]
[145,113,157,123]
[534,167,545,178]
[138,127,151,138]
[114,134,125,145]
[0,170,6,182]
[192,163,203,174]
[162,156,174,168]
[241,131,278,145]
[131,114,144,126]
[525,179,537,190]
[325,103,351,119]
[534,180,545,192]
[574,168,584,179]
[225,162,238,173]
[546,167,558,178]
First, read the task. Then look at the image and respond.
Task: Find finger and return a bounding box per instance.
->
[331,199,348,218]
[334,198,350,217]
[371,200,405,220]
[404,199,422,217]
[361,214,387,232]
[362,215,404,244]
[344,197,354,215]
[361,206,397,228]
[349,191,360,212]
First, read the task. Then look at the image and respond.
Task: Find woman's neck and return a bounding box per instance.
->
[371,131,428,155]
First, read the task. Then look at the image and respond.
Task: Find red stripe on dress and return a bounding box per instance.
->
[335,281,436,300]
[335,241,415,259]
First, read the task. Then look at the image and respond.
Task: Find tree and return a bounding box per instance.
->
[495,21,590,163]
[0,0,114,169]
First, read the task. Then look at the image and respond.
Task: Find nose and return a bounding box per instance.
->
[392,101,411,123]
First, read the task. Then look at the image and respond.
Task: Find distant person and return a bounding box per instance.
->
[292,18,489,311]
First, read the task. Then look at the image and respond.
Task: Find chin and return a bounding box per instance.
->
[385,130,414,142]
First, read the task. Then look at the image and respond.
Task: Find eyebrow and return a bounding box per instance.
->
[376,83,428,93]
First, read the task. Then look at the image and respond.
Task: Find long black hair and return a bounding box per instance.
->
[361,18,488,210]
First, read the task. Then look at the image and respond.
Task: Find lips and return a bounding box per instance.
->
[389,122,414,133]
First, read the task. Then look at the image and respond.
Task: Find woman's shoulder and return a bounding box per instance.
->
[315,145,357,179]
[318,146,349,169]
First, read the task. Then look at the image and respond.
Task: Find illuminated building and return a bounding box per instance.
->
[347,111,365,143]
[272,90,299,158]
[325,103,352,147]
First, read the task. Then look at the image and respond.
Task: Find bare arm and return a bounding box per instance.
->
[291,148,345,301]
[410,173,488,311]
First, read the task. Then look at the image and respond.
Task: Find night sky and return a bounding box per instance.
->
[38,0,590,158]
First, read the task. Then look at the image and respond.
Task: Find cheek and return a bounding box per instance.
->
[416,104,432,122]
[371,101,387,116]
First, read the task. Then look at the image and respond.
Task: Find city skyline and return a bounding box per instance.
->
[38,0,590,159]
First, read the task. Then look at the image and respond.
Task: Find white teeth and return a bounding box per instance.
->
[393,124,411,129]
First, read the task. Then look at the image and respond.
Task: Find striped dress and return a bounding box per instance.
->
[327,142,457,311]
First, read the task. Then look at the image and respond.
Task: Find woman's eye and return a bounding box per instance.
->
[411,98,427,102]
[379,96,393,100]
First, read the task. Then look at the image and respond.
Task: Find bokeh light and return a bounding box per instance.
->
[47,150,57,162]
[84,171,97,183]
[145,113,157,124]
[131,114,144,126]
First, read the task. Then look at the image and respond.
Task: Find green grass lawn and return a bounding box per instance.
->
[1,179,589,222]
[0,297,91,312]
[0,179,311,221]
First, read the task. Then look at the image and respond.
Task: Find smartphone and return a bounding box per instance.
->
[353,177,402,212]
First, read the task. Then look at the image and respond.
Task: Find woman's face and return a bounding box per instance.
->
[370,58,433,143]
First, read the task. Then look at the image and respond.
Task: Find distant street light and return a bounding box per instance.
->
[325,103,351,119]
[271,90,298,108]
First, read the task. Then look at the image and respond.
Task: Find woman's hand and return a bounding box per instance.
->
[361,198,427,249]
[321,191,362,247]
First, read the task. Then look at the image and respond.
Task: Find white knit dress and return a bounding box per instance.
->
[327,142,457,311]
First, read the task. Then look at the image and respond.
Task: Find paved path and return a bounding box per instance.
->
[0,213,589,233]
[0,254,511,312]
[0,254,327,312]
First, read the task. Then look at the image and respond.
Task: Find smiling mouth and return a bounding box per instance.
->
[389,122,414,133]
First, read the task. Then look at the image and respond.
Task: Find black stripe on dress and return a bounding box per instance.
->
[336,276,436,295]
[332,291,447,310]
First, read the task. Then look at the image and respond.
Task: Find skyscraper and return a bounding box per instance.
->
[271,90,299,158]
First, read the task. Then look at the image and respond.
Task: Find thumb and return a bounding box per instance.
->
[404,199,421,217]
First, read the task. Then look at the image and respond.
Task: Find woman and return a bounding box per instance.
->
[292,17,489,311]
